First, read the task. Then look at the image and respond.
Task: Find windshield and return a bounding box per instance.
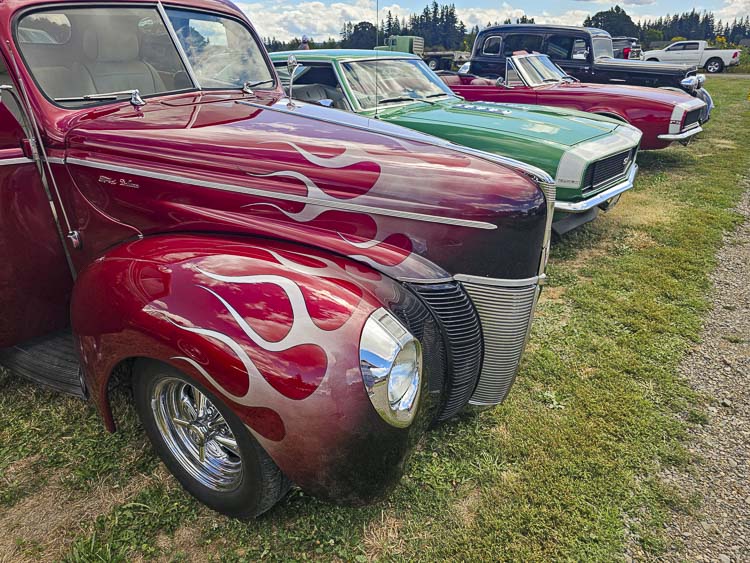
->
[340,58,452,110]
[512,55,567,86]
[165,8,273,90]
[592,37,615,59]
[16,6,274,107]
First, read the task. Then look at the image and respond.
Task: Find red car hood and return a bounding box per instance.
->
[62,93,548,280]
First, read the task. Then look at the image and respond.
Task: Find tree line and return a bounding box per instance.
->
[263,2,750,53]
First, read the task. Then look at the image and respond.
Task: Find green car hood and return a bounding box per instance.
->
[380,100,620,148]
[372,99,640,196]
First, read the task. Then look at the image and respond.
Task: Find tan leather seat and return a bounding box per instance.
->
[82,29,165,95]
[470,78,495,86]
[440,74,461,86]
[291,84,347,109]
[33,64,96,99]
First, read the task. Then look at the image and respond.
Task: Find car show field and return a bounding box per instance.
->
[0,75,747,561]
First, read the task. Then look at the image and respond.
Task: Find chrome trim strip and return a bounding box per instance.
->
[65,157,497,230]
[238,100,555,186]
[555,164,637,213]
[658,126,703,141]
[158,1,201,90]
[46,157,65,165]
[454,273,544,287]
[0,157,33,166]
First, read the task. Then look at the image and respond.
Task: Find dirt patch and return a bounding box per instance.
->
[363,512,405,561]
[610,190,681,228]
[0,466,170,562]
[454,488,482,527]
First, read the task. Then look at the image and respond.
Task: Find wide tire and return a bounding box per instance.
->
[705,58,724,73]
[132,359,289,518]
[427,58,440,70]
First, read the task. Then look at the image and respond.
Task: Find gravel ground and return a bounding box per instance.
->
[646,184,750,562]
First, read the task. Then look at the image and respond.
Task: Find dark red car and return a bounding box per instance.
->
[442,53,706,150]
[0,0,553,517]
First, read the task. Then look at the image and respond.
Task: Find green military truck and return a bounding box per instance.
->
[375,35,469,70]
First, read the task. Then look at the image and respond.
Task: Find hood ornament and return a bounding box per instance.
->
[130,89,145,108]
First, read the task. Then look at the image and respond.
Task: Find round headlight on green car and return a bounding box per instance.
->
[359,308,422,428]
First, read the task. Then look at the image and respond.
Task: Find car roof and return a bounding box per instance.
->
[269,49,420,62]
[479,24,610,38]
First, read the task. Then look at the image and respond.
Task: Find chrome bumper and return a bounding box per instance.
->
[658,125,703,142]
[454,274,544,407]
[555,164,638,214]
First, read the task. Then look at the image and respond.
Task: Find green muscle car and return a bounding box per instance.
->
[270,50,643,234]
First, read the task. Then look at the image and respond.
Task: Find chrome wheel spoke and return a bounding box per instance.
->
[171,416,192,428]
[213,433,240,457]
[194,389,208,418]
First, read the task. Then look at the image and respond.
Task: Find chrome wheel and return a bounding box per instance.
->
[151,377,242,491]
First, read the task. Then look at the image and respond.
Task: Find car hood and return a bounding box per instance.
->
[594,57,697,75]
[377,99,621,148]
[62,93,549,281]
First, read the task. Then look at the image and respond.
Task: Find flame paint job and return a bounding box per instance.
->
[0,0,548,504]
[443,73,701,150]
[71,234,435,500]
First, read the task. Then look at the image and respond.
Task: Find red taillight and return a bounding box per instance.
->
[733,51,740,59]
[623,47,631,59]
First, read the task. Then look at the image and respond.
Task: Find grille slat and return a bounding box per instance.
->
[410,282,483,421]
[458,280,540,406]
[581,148,637,195]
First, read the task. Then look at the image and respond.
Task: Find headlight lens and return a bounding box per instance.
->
[458,62,470,74]
[680,75,699,92]
[360,308,422,428]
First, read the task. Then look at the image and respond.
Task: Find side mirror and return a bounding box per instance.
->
[318,99,334,108]
[287,55,300,108]
[495,77,505,87]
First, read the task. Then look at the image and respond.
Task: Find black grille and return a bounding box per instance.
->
[582,148,636,194]
[410,282,483,421]
[683,108,701,129]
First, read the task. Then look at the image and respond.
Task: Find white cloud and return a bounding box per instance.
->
[716,0,750,20]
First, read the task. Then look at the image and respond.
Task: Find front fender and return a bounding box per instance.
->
[71,233,433,503]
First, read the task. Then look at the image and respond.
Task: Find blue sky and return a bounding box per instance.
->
[237,0,748,41]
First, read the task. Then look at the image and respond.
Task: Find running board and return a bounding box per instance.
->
[0,330,85,397]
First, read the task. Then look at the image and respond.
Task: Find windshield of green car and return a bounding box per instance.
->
[16,5,274,107]
[340,58,453,110]
[513,55,567,86]
[592,37,615,59]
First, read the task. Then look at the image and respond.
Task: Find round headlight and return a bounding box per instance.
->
[360,308,422,428]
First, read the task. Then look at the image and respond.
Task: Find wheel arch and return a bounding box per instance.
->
[70,232,433,501]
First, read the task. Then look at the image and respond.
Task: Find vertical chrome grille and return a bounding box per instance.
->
[409,282,483,421]
[456,277,541,406]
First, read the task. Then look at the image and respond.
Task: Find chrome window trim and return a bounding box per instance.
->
[158,0,201,90]
[64,157,497,230]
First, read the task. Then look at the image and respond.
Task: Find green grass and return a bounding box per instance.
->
[1,77,749,561]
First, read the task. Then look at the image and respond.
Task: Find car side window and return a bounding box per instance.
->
[668,43,685,51]
[683,43,699,50]
[546,35,575,60]
[482,36,502,55]
[572,39,588,59]
[502,34,543,57]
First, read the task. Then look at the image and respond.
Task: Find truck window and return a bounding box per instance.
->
[546,35,575,59]
[683,43,699,50]
[667,43,685,51]
[502,34,543,57]
[482,36,502,55]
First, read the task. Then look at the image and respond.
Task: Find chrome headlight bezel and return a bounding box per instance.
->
[680,75,701,92]
[359,308,422,428]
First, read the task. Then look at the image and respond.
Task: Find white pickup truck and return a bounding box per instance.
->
[643,40,741,73]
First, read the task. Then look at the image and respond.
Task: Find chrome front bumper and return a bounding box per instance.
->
[658,125,703,142]
[454,274,544,407]
[555,164,638,214]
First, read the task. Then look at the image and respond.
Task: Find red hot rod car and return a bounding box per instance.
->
[0,0,554,517]
[441,53,707,150]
